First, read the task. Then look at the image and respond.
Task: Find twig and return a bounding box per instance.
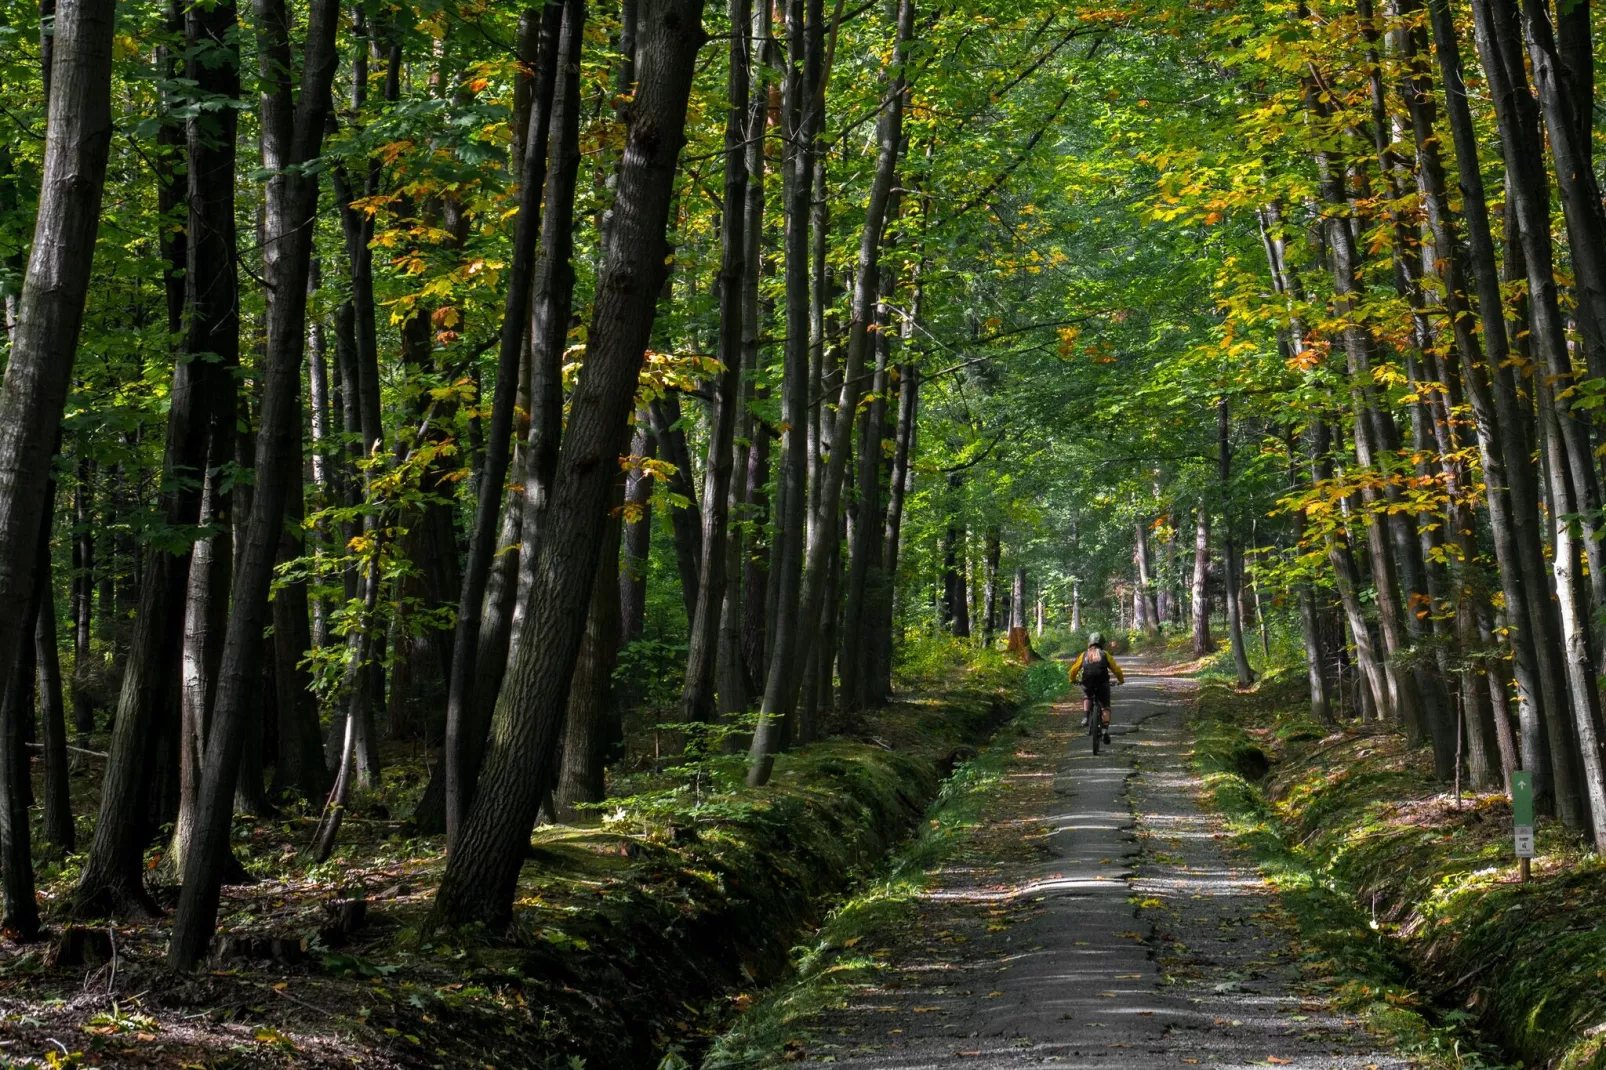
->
[106,926,117,994]
[27,741,108,759]
[260,980,339,1020]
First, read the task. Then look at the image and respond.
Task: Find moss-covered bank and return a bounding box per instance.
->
[1193,670,1606,1070]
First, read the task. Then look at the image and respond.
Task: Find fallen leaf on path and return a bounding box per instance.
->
[1266,1058,1293,1065]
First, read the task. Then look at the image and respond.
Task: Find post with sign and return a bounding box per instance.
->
[1511,770,1534,883]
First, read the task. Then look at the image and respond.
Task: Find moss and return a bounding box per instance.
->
[1193,674,1606,1070]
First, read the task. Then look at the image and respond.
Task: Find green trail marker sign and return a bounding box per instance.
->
[1512,771,1535,859]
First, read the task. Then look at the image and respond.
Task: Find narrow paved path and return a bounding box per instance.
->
[789,662,1412,1067]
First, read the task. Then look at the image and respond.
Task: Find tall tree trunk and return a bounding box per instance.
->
[1425,0,1562,807]
[1313,417,1392,719]
[619,419,655,642]
[1217,400,1254,686]
[0,526,42,938]
[271,421,328,801]
[868,361,916,705]
[1472,0,1597,832]
[1134,519,1159,638]
[648,394,704,626]
[750,0,812,760]
[168,0,340,970]
[430,0,708,932]
[0,0,116,881]
[680,0,751,723]
[37,525,74,850]
[1191,507,1210,656]
[748,0,913,786]
[981,528,1001,645]
[71,448,94,736]
[442,0,567,850]
[556,480,626,818]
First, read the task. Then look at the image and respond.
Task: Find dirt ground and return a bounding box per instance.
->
[771,662,1416,1067]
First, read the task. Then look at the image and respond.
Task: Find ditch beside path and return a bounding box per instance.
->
[784,661,1413,1067]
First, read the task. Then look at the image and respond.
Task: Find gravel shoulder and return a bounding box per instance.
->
[772,661,1415,1068]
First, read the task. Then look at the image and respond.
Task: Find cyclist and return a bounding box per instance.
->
[1067,633,1124,743]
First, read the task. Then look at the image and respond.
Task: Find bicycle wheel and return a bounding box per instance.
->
[1091,722,1101,755]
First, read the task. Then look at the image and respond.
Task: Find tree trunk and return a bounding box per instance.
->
[36,527,73,850]
[1472,0,1596,831]
[648,394,705,627]
[747,0,912,786]
[168,0,340,970]
[1134,519,1159,637]
[430,0,708,932]
[1216,400,1254,686]
[1425,0,1563,809]
[271,423,328,802]
[0,0,117,856]
[868,362,917,705]
[557,478,626,819]
[619,419,655,642]
[1191,508,1210,656]
[0,538,42,938]
[680,0,751,723]
[71,449,94,736]
[981,528,1001,644]
[442,0,567,851]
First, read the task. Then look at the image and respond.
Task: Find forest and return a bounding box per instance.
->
[0,0,1605,1064]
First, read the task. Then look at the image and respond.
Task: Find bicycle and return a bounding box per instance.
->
[1087,701,1111,754]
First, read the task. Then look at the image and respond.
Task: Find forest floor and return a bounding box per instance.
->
[706,659,1444,1068]
[0,655,1031,1069]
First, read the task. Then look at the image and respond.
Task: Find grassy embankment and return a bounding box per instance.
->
[1192,662,1606,1070]
[699,651,1071,1068]
[2,641,1039,1069]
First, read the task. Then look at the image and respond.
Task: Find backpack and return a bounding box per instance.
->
[1081,647,1110,687]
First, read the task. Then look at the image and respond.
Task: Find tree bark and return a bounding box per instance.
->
[36,522,74,850]
[649,394,704,626]
[1134,519,1159,637]
[442,0,567,851]
[430,0,708,932]
[168,0,340,969]
[981,528,1001,644]
[747,0,912,786]
[619,420,655,642]
[0,0,116,865]
[680,0,751,723]
[868,361,916,705]
[1472,0,1597,831]
[556,484,625,817]
[1191,507,1210,656]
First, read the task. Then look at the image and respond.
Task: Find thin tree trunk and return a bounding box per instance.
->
[0,0,117,881]
[1191,507,1210,656]
[1134,519,1159,638]
[442,0,566,851]
[1425,0,1561,807]
[748,0,913,786]
[981,528,1001,644]
[868,361,916,704]
[619,419,655,642]
[680,0,751,723]
[1473,0,1595,830]
[168,0,340,970]
[751,0,811,763]
[556,483,625,818]
[429,0,708,932]
[36,525,73,850]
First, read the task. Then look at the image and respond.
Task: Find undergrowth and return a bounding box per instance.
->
[1193,666,1606,1070]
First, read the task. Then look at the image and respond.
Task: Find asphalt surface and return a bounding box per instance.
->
[787,661,1412,1067]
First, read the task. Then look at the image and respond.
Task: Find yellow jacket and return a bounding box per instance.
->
[1067,648,1124,684]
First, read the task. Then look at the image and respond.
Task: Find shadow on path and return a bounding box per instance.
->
[784,662,1411,1068]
